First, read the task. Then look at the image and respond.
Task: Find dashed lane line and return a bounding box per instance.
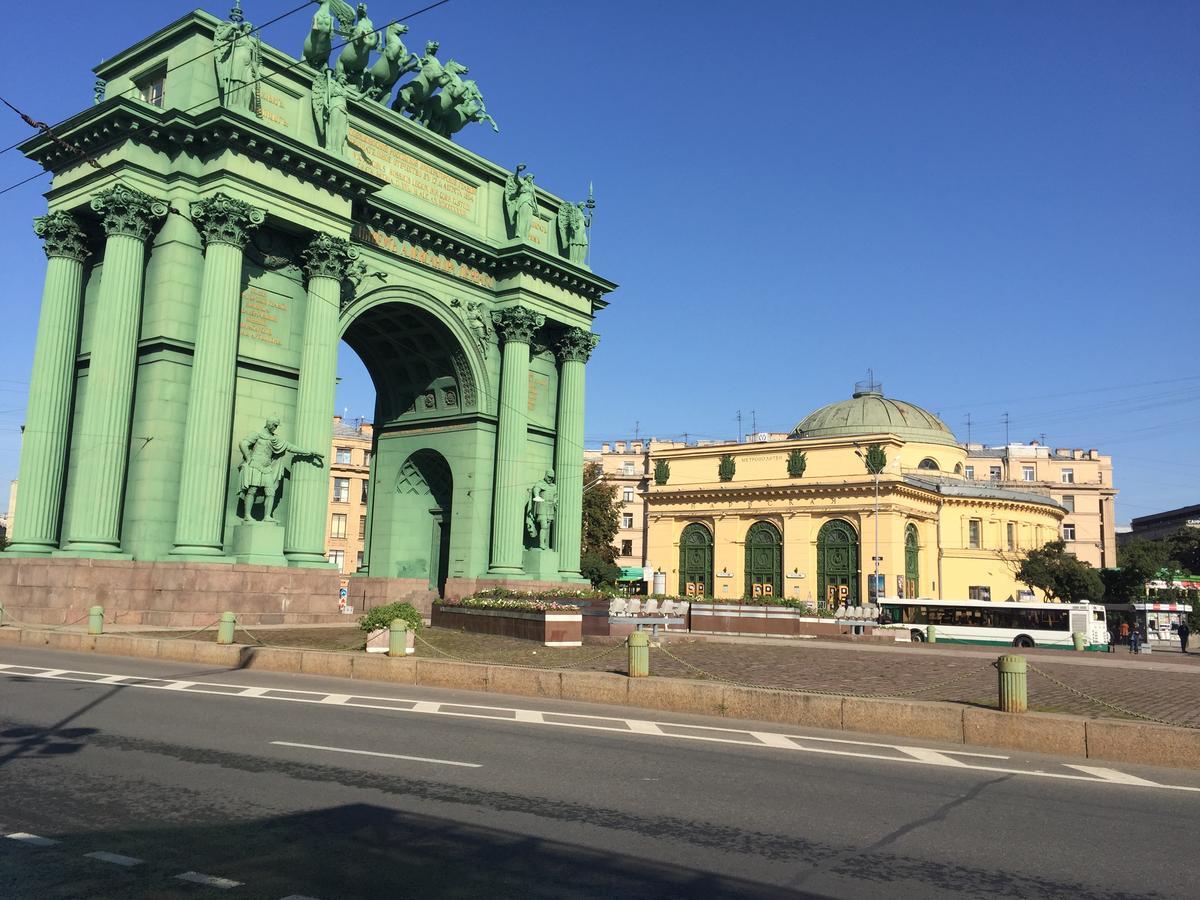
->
[175,870,243,889]
[5,660,1200,794]
[5,832,59,847]
[270,740,482,768]
[84,850,144,866]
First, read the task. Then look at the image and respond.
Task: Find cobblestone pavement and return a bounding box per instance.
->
[411,628,1200,729]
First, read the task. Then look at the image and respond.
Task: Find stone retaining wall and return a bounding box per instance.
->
[430,604,583,647]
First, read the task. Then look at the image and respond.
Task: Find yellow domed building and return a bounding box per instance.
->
[644,384,1066,607]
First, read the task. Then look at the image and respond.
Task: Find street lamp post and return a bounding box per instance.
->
[856,444,886,607]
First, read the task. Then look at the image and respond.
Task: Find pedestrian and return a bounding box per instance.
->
[1130,627,1142,655]
[1119,621,1130,645]
[1179,620,1191,654]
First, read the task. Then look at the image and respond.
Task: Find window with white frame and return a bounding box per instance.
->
[1061,468,1074,484]
[621,461,636,476]
[1061,495,1075,513]
[138,70,165,107]
[360,479,369,503]
[330,513,347,539]
[989,466,1002,481]
[328,549,345,571]
[620,539,633,556]
[622,487,634,503]
[1006,522,1016,551]
[621,512,634,529]
[968,518,982,549]
[964,465,974,480]
[1021,466,1034,481]
[968,585,992,601]
[336,447,353,464]
[1062,523,1076,541]
[356,551,364,569]
[332,478,350,502]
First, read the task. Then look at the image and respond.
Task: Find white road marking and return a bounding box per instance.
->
[898,747,970,767]
[753,731,799,749]
[85,850,143,866]
[318,694,350,705]
[175,870,243,889]
[5,832,59,847]
[1066,765,1164,786]
[271,740,482,768]
[5,660,1198,793]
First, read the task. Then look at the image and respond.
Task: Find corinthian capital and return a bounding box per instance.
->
[191,193,266,249]
[33,211,89,261]
[491,306,545,345]
[302,232,358,281]
[555,327,599,363]
[89,185,168,241]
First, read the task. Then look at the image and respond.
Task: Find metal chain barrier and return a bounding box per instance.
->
[414,631,626,671]
[0,611,90,631]
[653,642,994,700]
[237,623,367,654]
[1027,662,1200,730]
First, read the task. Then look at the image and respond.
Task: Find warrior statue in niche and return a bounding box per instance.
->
[237,417,324,523]
[525,470,558,551]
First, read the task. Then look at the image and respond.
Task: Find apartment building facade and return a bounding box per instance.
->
[962,442,1116,568]
[325,416,373,574]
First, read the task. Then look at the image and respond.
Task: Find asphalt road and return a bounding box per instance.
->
[2,645,1198,899]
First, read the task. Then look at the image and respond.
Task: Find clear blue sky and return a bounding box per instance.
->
[0,1,1196,526]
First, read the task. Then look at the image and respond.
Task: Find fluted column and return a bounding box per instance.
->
[284,233,356,566]
[61,186,166,554]
[488,306,544,574]
[6,213,90,554]
[171,194,265,557]
[554,328,599,579]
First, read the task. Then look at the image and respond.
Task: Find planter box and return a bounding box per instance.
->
[689,603,875,638]
[432,605,582,647]
[365,628,416,654]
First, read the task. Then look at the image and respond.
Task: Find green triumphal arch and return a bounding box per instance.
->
[3,5,615,622]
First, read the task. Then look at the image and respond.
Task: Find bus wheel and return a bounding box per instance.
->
[1013,635,1034,648]
[911,630,926,643]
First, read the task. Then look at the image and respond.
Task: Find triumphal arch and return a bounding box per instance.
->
[2,4,615,624]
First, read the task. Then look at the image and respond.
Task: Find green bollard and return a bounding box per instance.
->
[997,654,1028,713]
[627,630,649,678]
[926,624,937,644]
[388,619,408,657]
[1072,631,1086,652]
[88,605,104,635]
[217,611,236,645]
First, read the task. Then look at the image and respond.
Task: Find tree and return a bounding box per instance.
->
[580,461,620,587]
[1017,540,1105,603]
[1103,538,1169,601]
[1166,527,1200,575]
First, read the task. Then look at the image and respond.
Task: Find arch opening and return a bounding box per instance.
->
[817,519,860,609]
[678,523,714,598]
[744,521,782,599]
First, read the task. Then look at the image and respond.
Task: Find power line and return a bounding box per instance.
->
[0,0,455,198]
[0,0,318,160]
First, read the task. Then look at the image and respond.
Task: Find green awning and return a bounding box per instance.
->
[617,567,644,581]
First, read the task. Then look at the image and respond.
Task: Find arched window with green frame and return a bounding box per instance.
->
[744,521,782,599]
[904,523,920,599]
[817,519,859,608]
[678,522,714,598]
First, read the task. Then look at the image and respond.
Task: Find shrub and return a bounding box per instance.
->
[359,602,423,634]
[440,596,580,613]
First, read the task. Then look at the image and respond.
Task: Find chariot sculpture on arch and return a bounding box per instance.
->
[237,417,324,523]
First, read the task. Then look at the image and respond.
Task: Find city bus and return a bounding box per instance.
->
[878,599,1109,650]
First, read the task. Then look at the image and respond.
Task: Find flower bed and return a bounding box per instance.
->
[433,599,582,647]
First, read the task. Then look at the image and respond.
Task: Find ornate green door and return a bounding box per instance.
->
[904,523,919,599]
[744,521,782,599]
[817,519,859,609]
[678,523,713,598]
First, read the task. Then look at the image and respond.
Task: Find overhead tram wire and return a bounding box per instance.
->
[0,0,319,160]
[0,0,455,198]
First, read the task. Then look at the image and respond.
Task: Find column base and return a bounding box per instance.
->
[54,543,133,559]
[4,542,58,556]
[234,522,287,567]
[557,571,589,584]
[486,564,524,576]
[169,543,226,561]
[284,547,336,569]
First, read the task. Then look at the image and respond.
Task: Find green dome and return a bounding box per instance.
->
[790,388,958,446]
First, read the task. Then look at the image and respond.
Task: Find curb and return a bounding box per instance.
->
[5,626,1199,770]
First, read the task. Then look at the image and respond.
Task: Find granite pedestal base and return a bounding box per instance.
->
[232,522,287,567]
